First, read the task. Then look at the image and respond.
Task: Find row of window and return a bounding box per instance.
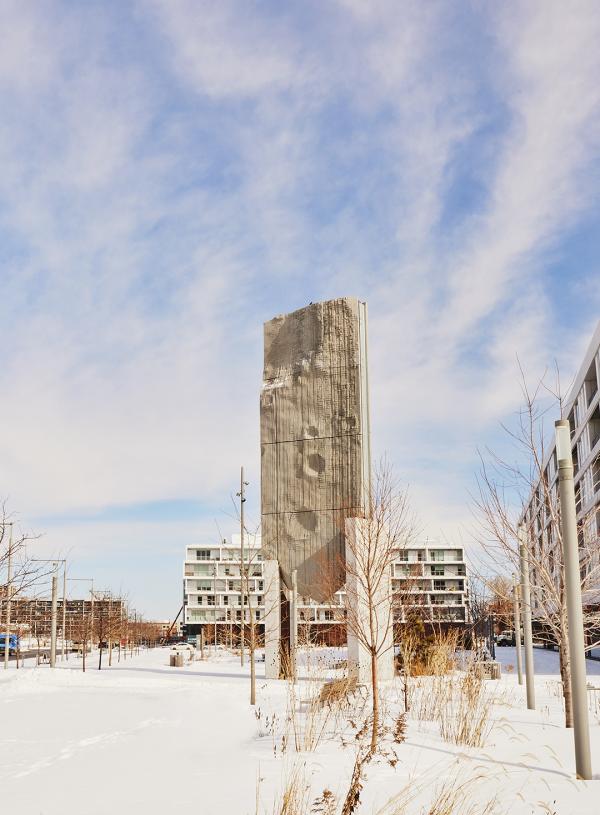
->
[193,549,262,562]
[396,550,464,563]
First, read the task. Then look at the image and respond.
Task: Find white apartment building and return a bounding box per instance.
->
[523,321,600,613]
[182,535,469,640]
[183,534,265,633]
[392,540,469,625]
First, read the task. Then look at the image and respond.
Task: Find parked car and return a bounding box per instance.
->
[0,633,20,655]
[495,630,515,646]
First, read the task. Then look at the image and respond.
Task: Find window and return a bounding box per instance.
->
[223,596,229,606]
[323,610,334,621]
[207,596,215,606]
[433,580,446,591]
[196,550,211,561]
[431,565,444,576]
[398,551,408,562]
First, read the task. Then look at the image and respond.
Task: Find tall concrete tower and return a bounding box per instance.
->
[260,297,371,602]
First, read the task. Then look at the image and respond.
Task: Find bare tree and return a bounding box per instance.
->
[487,575,513,628]
[474,368,600,728]
[71,608,93,672]
[1,507,46,666]
[343,461,414,753]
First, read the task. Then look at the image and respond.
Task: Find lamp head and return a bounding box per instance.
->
[555,419,571,463]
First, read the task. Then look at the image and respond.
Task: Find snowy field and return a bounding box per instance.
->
[1,646,600,814]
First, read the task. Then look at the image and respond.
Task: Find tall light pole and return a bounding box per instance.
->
[50,566,58,668]
[3,522,13,670]
[62,563,67,662]
[237,467,249,667]
[518,525,536,710]
[32,559,66,663]
[512,575,523,686]
[555,419,592,780]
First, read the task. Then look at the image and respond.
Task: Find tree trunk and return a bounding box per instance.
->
[250,619,256,706]
[370,649,379,754]
[98,644,103,671]
[559,638,573,728]
[82,641,86,673]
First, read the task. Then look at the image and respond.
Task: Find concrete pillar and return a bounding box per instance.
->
[263,560,281,679]
[345,518,394,683]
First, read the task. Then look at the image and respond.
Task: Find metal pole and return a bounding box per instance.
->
[238,466,248,667]
[555,419,592,780]
[214,563,218,655]
[4,523,13,669]
[518,525,536,710]
[50,569,58,668]
[62,563,67,662]
[513,576,523,686]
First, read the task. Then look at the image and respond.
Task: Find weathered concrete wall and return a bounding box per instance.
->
[260,297,370,601]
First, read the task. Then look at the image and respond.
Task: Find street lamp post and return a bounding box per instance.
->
[237,467,249,667]
[31,558,67,668]
[518,526,536,710]
[555,419,592,780]
[62,564,67,662]
[513,575,523,686]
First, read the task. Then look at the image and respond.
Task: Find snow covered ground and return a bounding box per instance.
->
[1,645,599,814]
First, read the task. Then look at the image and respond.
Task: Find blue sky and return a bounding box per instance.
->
[1,1,599,619]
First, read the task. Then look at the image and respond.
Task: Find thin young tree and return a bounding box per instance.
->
[1,507,46,667]
[343,461,414,753]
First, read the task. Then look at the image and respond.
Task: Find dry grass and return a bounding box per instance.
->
[438,670,493,748]
[376,764,502,815]
[268,650,368,754]
[410,667,493,749]
[272,763,310,815]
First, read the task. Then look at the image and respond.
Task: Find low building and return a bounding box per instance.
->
[182,535,469,642]
[0,596,125,640]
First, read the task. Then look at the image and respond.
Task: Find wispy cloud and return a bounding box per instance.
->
[0,1,599,616]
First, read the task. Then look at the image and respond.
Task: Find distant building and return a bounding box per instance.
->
[181,535,469,642]
[0,596,125,640]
